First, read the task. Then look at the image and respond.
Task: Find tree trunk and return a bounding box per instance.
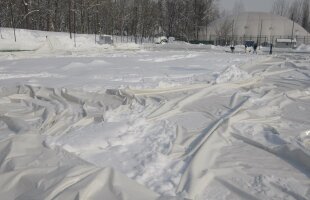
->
[10,2,17,42]
[68,0,72,38]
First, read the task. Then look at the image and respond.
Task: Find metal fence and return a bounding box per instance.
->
[112,35,154,44]
[208,35,310,46]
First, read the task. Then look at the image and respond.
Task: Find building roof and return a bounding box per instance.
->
[207,12,309,37]
[276,38,297,43]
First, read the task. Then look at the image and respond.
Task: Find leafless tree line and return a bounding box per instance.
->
[0,0,219,41]
[272,0,310,32]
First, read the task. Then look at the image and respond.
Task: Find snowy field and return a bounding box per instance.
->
[0,29,309,200]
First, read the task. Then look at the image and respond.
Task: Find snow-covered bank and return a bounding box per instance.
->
[296,44,310,51]
[0,28,141,53]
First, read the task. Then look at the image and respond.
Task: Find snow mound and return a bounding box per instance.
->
[296,44,310,51]
[0,28,142,53]
[215,65,251,84]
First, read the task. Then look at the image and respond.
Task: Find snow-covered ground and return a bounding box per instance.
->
[0,29,309,200]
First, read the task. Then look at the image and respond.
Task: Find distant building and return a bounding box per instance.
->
[97,35,113,45]
[275,38,297,48]
[200,12,310,46]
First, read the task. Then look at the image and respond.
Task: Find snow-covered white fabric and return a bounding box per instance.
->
[0,29,309,200]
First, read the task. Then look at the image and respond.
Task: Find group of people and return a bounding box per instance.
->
[229,43,258,54]
[230,42,273,54]
[245,43,258,54]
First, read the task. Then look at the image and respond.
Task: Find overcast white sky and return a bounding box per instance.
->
[219,0,274,12]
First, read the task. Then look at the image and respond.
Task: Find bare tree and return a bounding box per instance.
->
[232,0,245,15]
[10,1,17,42]
[272,0,289,16]
[0,0,221,42]
[214,17,233,40]
[288,0,303,23]
[302,0,310,31]
[204,0,219,40]
[272,0,309,31]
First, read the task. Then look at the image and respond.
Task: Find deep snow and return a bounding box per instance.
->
[0,29,309,200]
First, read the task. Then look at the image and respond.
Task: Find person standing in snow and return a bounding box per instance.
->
[269,44,273,55]
[253,43,258,54]
[230,45,235,53]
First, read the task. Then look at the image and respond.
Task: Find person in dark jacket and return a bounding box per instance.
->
[270,44,273,55]
[253,43,258,54]
[230,45,235,53]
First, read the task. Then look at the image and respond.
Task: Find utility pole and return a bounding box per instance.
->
[291,20,295,48]
[95,0,99,44]
[259,19,263,49]
[68,0,72,39]
[0,21,3,39]
[231,20,234,45]
[73,0,77,47]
